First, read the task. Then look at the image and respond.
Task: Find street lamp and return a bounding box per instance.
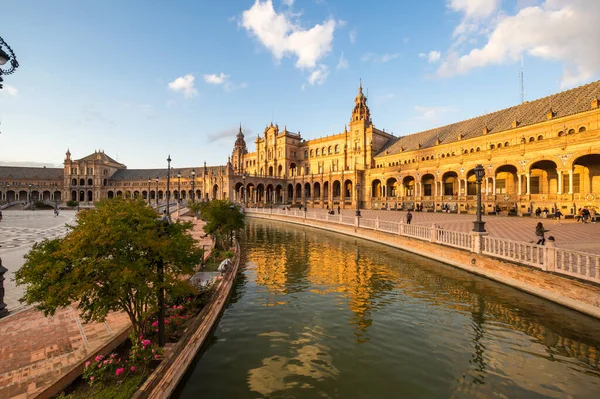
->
[0,36,19,91]
[473,164,486,232]
[177,170,181,216]
[191,169,196,202]
[28,184,32,210]
[166,156,172,218]
[355,182,361,217]
[242,175,246,207]
[148,177,151,205]
[303,183,307,214]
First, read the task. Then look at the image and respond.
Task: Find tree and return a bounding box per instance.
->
[200,200,245,250]
[15,198,203,335]
[186,200,203,218]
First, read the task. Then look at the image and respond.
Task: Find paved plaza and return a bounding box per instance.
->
[280,207,600,255]
[1,210,76,313]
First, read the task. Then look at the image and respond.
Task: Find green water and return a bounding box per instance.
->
[175,219,600,398]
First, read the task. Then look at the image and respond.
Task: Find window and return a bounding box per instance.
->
[490,144,495,150]
[335,145,340,154]
[579,126,586,133]
[562,173,581,193]
[495,179,506,194]
[568,129,575,134]
[530,176,540,194]
[537,135,543,141]
[328,146,332,154]
[444,183,453,196]
[304,150,308,158]
[423,184,432,196]
[310,149,314,157]
[529,137,535,142]
[467,181,477,195]
[504,142,510,147]
[316,148,320,156]
[558,131,565,137]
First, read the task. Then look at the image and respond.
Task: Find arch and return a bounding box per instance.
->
[344,180,353,198]
[386,177,398,197]
[294,183,302,200]
[371,179,382,198]
[6,190,15,202]
[157,190,163,200]
[579,126,586,133]
[310,149,314,157]
[289,162,297,176]
[490,144,495,150]
[332,180,341,198]
[537,135,543,141]
[287,184,294,202]
[421,173,435,196]
[558,131,565,137]
[53,191,62,201]
[196,189,201,200]
[328,146,332,154]
[529,160,558,195]
[79,190,85,202]
[87,178,93,186]
[529,137,535,142]
[71,178,77,186]
[304,149,308,158]
[125,190,132,199]
[313,182,321,198]
[87,190,93,202]
[108,191,114,199]
[212,184,219,200]
[572,154,600,195]
[334,145,340,154]
[476,147,481,152]
[494,164,519,196]
[275,184,283,203]
[304,182,311,198]
[278,164,283,177]
[79,178,85,186]
[568,128,575,135]
[142,190,148,200]
[71,190,77,201]
[42,190,51,201]
[268,166,274,177]
[402,176,415,197]
[497,143,502,148]
[323,181,329,201]
[441,171,458,196]
[504,141,510,147]
[103,179,107,186]
[266,184,274,203]
[133,190,140,199]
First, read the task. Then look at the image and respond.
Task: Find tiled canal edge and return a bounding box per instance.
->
[247,213,600,319]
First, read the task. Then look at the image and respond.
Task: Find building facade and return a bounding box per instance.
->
[1,81,599,216]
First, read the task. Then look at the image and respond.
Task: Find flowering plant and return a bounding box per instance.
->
[82,353,125,386]
[128,333,163,370]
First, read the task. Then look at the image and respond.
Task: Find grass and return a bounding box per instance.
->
[202,248,233,272]
[56,373,146,399]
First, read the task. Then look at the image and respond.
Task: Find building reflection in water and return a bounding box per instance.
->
[244,220,600,397]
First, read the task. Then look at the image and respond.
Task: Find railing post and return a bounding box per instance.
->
[545,240,557,272]
[375,217,379,231]
[399,219,405,236]
[471,232,487,254]
[430,223,437,243]
[355,215,360,228]
[0,253,8,318]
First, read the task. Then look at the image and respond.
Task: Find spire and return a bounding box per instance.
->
[351,80,370,124]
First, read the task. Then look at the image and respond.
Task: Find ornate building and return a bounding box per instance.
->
[1,80,599,215]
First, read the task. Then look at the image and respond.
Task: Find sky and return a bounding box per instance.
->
[1,0,599,169]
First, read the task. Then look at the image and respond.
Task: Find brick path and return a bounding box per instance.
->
[0,211,211,399]
[298,207,600,255]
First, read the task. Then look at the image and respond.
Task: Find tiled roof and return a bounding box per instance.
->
[110,166,226,181]
[0,166,63,180]
[379,79,600,156]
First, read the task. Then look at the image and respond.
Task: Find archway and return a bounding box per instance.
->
[572,154,600,195]
[43,190,51,201]
[289,163,297,177]
[323,181,330,202]
[108,191,114,199]
[266,184,274,203]
[7,191,16,201]
[275,184,283,203]
[529,160,558,195]
[402,176,415,197]
[295,183,302,200]
[421,174,435,197]
[71,190,77,201]
[212,184,219,200]
[268,166,274,177]
[87,190,93,202]
[256,184,265,203]
[278,165,283,177]
[79,190,85,202]
[442,172,457,196]
[287,184,294,203]
[313,182,321,199]
[386,177,398,197]
[344,180,353,198]
[332,180,341,198]
[371,179,382,198]
[53,191,62,202]
[494,165,518,196]
[304,182,311,198]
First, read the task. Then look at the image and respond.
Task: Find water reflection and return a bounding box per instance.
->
[176,219,600,399]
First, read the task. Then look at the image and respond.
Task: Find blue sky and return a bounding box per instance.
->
[1,0,598,169]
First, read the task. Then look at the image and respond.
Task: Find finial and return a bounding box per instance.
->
[239,122,242,133]
[360,78,362,91]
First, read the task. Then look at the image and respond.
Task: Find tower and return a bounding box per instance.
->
[231,124,248,174]
[349,81,372,170]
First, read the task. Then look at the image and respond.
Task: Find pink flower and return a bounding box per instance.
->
[177,305,183,310]
[90,376,95,381]
[85,361,91,367]
[152,349,155,353]
[154,354,159,360]
[130,366,136,372]
[103,360,108,364]
[142,339,151,347]
[187,298,191,301]
[95,355,103,362]
[155,328,159,332]
[116,367,125,377]
[152,321,158,327]
[165,319,170,325]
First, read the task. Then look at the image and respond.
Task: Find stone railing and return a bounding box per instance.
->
[246,208,600,285]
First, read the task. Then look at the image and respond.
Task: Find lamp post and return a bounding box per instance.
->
[166,156,171,218]
[28,184,32,210]
[303,183,307,215]
[177,170,181,217]
[191,169,195,202]
[242,175,246,207]
[155,176,159,208]
[355,182,361,217]
[148,177,151,205]
[0,36,19,91]
[473,164,486,232]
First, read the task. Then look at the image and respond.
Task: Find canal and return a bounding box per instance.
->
[175,219,600,398]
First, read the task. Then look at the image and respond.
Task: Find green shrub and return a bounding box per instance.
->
[66,200,78,207]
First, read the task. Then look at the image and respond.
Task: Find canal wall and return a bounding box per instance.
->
[246,212,600,320]
[133,239,241,399]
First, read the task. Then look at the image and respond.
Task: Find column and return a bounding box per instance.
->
[526,173,531,195]
[492,177,496,196]
[457,179,462,196]
[568,170,573,194]
[518,174,522,195]
[557,171,563,194]
[434,181,438,196]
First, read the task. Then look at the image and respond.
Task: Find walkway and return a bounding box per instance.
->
[291,207,600,255]
[0,210,211,399]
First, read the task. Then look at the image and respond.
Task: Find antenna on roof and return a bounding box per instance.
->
[519,54,525,104]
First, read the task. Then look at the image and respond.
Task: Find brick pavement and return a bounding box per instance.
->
[298,207,600,255]
[0,211,211,399]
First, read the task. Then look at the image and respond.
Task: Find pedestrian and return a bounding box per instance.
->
[582,208,590,223]
[337,205,341,214]
[591,208,597,224]
[406,210,413,225]
[535,222,549,246]
[554,209,563,224]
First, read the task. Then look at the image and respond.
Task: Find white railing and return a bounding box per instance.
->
[482,236,544,269]
[555,249,600,284]
[436,229,473,250]
[245,208,600,284]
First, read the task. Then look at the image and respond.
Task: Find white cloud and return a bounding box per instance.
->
[419,50,441,63]
[2,85,18,96]
[349,29,357,44]
[307,64,329,85]
[448,0,501,19]
[204,73,229,85]
[168,74,198,98]
[336,52,349,70]
[282,0,294,6]
[362,53,399,63]
[414,105,457,122]
[437,0,600,87]
[241,0,336,70]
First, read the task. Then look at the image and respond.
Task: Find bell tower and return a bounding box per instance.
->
[231,124,248,174]
[349,81,372,170]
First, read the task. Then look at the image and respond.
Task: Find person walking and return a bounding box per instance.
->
[591,208,597,224]
[535,222,549,246]
[554,209,563,224]
[337,205,341,214]
[406,210,413,225]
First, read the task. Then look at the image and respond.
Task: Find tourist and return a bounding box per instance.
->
[535,222,549,246]
[554,209,563,224]
[337,205,341,214]
[535,207,542,217]
[582,208,590,223]
[406,210,413,225]
[576,208,583,223]
[591,208,597,223]
[542,207,549,218]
